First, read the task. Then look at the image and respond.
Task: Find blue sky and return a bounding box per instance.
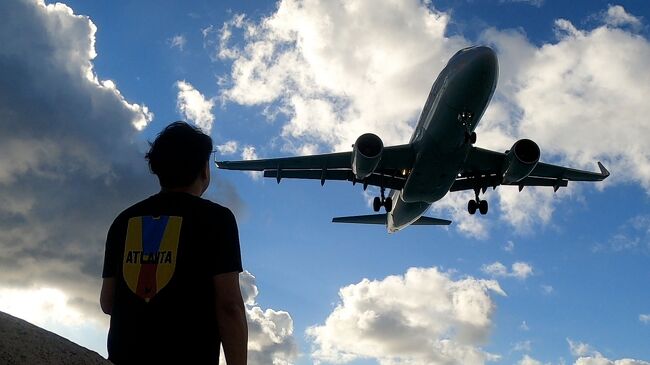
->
[1,0,649,364]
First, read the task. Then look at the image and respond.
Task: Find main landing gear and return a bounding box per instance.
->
[373,186,393,213]
[468,189,488,215]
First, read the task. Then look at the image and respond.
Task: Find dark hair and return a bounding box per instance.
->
[145,121,213,189]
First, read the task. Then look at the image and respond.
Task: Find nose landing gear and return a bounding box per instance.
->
[373,186,393,213]
[458,111,477,145]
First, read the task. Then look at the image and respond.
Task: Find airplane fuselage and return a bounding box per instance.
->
[387,46,499,232]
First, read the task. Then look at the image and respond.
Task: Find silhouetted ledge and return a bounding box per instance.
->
[0,311,112,365]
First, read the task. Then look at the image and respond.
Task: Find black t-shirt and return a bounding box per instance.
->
[102,191,242,365]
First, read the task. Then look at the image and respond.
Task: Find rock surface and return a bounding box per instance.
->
[0,311,112,365]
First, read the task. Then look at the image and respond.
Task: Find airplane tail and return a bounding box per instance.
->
[332,214,451,225]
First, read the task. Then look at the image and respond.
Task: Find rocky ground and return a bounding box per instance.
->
[0,311,112,365]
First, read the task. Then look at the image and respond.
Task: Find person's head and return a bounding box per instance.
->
[145,121,213,195]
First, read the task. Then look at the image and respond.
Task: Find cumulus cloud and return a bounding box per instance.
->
[482,12,650,191]
[216,140,239,155]
[219,271,298,365]
[482,261,533,280]
[241,145,262,180]
[0,0,155,333]
[213,1,650,235]
[168,34,187,51]
[216,0,467,152]
[603,5,642,29]
[512,340,532,352]
[0,1,246,356]
[176,80,216,134]
[306,267,505,364]
[568,340,650,365]
[518,354,544,365]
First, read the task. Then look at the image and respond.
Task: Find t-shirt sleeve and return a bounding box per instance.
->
[209,207,243,276]
[102,218,122,278]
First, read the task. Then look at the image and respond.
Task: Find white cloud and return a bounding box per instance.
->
[306,267,505,365]
[482,261,533,280]
[512,340,532,352]
[216,1,650,236]
[216,140,239,155]
[603,5,642,29]
[519,321,530,331]
[168,34,187,51]
[429,191,491,239]
[541,284,554,295]
[518,354,544,365]
[568,339,598,357]
[222,271,298,365]
[241,145,262,180]
[640,314,650,324]
[574,358,650,365]
[217,0,467,152]
[176,80,216,134]
[0,287,89,328]
[504,240,515,252]
[566,340,650,365]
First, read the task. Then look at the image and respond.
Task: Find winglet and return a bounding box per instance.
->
[597,162,610,179]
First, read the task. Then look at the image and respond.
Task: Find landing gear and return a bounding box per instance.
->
[373,197,382,212]
[458,111,477,145]
[467,189,488,215]
[464,131,477,144]
[373,186,393,213]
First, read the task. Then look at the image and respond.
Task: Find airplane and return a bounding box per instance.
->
[216,46,610,233]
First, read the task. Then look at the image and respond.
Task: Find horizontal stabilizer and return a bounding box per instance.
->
[332,214,387,224]
[332,214,451,226]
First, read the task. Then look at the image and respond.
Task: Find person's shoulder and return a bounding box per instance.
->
[195,197,235,219]
[112,196,157,222]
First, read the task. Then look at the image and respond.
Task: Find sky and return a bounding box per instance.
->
[0,0,649,364]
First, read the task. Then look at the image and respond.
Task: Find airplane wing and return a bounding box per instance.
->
[216,144,415,190]
[451,146,610,193]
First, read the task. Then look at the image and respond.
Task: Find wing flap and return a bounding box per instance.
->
[450,175,569,192]
[263,169,406,190]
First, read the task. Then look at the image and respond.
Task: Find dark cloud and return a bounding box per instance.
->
[0,0,155,320]
[0,0,246,329]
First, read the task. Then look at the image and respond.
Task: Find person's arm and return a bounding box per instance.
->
[100,277,116,315]
[213,272,248,365]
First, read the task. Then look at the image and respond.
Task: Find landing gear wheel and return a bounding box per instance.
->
[384,197,393,213]
[468,199,478,215]
[478,200,488,215]
[373,197,382,212]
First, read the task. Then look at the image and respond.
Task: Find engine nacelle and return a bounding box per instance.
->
[502,139,540,184]
[351,133,384,180]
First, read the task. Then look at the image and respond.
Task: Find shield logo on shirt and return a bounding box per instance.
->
[122,216,182,302]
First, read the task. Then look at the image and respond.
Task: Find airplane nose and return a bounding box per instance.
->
[468,46,498,76]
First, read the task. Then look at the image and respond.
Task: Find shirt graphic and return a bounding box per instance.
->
[123,216,182,302]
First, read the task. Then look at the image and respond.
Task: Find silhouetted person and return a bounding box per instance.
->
[100,121,247,365]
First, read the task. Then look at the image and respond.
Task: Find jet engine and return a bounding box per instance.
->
[502,139,540,184]
[351,133,384,180]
